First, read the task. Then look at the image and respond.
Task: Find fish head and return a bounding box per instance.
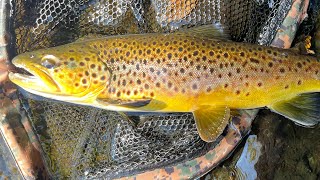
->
[9,44,111,102]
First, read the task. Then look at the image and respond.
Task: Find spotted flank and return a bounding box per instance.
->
[9,26,320,142]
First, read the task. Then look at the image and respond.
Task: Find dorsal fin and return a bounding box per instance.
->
[176,23,231,40]
[75,34,106,43]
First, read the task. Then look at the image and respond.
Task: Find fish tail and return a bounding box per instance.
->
[268,93,320,127]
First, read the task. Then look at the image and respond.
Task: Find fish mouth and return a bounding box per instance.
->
[9,61,60,93]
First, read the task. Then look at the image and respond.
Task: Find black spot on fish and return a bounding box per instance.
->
[202,56,207,61]
[210,68,214,74]
[298,80,302,85]
[206,86,212,92]
[250,58,259,64]
[242,61,248,67]
[192,84,198,90]
[297,62,302,68]
[145,84,149,89]
[196,65,201,70]
[162,68,167,73]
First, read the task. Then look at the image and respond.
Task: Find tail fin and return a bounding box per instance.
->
[268,93,320,127]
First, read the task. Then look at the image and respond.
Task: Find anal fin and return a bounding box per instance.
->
[193,106,231,142]
[268,93,320,127]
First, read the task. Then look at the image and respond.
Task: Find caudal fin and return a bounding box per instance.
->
[268,93,320,127]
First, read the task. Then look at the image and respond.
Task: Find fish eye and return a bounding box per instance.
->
[41,55,60,69]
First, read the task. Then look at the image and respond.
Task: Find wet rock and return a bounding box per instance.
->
[307,154,319,173]
[252,110,320,180]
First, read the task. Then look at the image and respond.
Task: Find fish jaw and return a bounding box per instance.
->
[9,58,60,93]
[9,61,106,104]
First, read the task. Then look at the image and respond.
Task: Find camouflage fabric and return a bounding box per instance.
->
[315,6,320,54]
[0,0,312,179]
[272,0,309,48]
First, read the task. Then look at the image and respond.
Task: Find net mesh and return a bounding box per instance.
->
[12,0,293,178]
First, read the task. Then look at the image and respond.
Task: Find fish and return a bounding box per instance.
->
[9,26,320,142]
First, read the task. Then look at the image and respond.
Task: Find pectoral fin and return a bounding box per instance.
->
[97,98,151,108]
[268,93,320,127]
[193,106,231,142]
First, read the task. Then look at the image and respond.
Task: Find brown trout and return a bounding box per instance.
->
[9,27,320,142]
